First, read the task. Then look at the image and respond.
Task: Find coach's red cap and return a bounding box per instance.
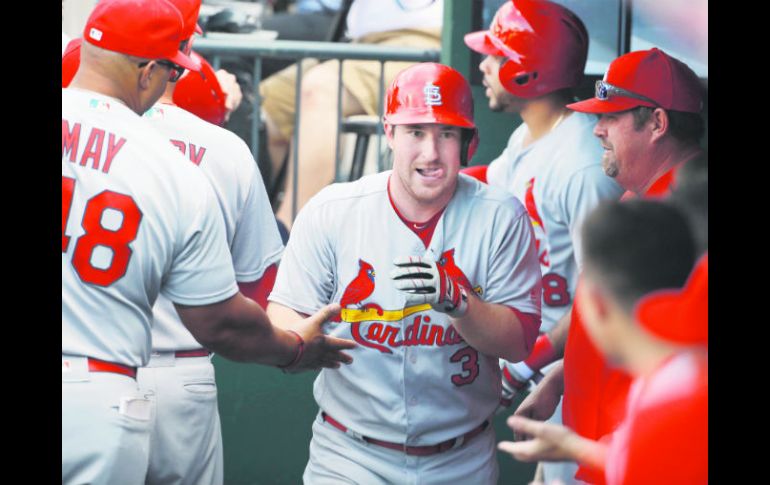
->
[83,0,200,73]
[635,253,708,345]
[168,0,203,39]
[567,48,702,114]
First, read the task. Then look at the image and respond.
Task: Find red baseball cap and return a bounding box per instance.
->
[83,0,200,73]
[167,0,203,40]
[635,253,708,345]
[567,48,702,114]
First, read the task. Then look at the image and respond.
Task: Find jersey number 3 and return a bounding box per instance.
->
[62,176,143,286]
[450,346,479,386]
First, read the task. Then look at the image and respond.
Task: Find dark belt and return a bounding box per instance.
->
[174,348,210,358]
[87,357,137,379]
[321,412,489,456]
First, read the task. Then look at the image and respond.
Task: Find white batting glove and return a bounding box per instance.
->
[390,256,469,318]
[499,359,530,408]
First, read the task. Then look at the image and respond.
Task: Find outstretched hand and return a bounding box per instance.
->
[499,416,577,462]
[284,303,357,373]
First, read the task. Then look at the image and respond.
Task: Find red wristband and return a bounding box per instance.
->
[524,334,557,371]
[278,330,305,371]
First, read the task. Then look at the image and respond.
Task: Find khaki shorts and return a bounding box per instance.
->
[260,28,441,140]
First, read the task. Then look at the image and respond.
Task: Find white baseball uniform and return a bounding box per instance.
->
[487,111,623,484]
[269,171,542,483]
[62,88,238,485]
[138,102,284,485]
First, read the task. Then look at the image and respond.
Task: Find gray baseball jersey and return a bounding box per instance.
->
[144,103,284,352]
[62,88,238,367]
[137,102,284,485]
[487,111,623,333]
[62,87,237,485]
[269,171,542,446]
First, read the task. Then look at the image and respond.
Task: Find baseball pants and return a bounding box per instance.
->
[303,411,499,485]
[62,355,152,485]
[138,353,223,485]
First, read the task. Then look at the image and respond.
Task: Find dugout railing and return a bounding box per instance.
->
[193,37,440,221]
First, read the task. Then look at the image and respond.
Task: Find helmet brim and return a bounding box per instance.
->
[384,110,475,130]
[464,31,505,57]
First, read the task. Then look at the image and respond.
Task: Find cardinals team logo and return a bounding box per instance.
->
[524,178,550,268]
[424,83,442,106]
[437,249,483,297]
[337,252,483,354]
[339,259,383,315]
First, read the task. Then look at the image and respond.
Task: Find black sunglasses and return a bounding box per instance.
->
[138,59,186,83]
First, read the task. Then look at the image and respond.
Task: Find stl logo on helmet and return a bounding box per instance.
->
[423,83,442,106]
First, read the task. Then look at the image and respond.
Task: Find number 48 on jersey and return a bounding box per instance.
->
[62,176,143,286]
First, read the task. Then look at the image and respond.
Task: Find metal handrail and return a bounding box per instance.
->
[193,37,440,220]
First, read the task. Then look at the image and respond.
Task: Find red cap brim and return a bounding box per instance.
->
[169,50,201,72]
[567,96,656,114]
[464,30,504,56]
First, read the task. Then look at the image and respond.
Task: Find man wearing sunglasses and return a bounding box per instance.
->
[508,48,706,484]
[63,1,354,483]
[464,2,624,482]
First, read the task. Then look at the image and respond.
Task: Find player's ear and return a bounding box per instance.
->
[384,123,395,149]
[649,107,670,143]
[137,61,158,90]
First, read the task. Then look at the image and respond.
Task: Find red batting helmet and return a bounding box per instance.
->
[173,51,228,126]
[383,62,478,165]
[464,0,589,98]
[61,38,81,88]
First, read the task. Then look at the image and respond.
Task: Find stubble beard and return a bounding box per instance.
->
[602,153,619,178]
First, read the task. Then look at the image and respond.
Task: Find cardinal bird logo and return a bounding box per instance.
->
[524,178,550,267]
[437,249,483,296]
[340,259,377,309]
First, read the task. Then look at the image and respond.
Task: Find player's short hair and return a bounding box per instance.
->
[631,106,705,145]
[581,199,696,313]
[670,151,708,255]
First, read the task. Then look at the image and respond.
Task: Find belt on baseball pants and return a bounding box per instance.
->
[87,357,138,379]
[173,348,210,358]
[144,348,211,368]
[321,412,489,456]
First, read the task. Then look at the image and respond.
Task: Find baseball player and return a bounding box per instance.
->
[266,62,542,484]
[62,2,284,482]
[141,60,284,484]
[500,199,707,485]
[512,47,706,484]
[62,1,354,483]
[464,2,624,481]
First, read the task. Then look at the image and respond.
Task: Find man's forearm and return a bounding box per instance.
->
[452,296,530,361]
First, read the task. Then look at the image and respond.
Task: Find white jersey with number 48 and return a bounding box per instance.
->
[62,88,238,367]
